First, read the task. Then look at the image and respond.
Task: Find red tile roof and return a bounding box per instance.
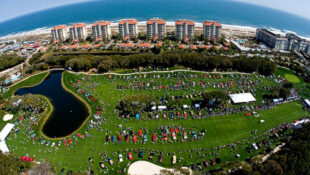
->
[138,43,151,48]
[94,44,102,48]
[60,45,68,50]
[69,45,79,49]
[81,44,91,49]
[203,21,222,27]
[147,19,166,25]
[52,25,67,30]
[70,23,87,29]
[92,21,111,26]
[190,45,197,50]
[122,43,135,48]
[178,44,186,49]
[53,40,59,44]
[223,47,229,51]
[175,20,194,25]
[224,42,230,47]
[119,19,138,25]
[199,45,211,49]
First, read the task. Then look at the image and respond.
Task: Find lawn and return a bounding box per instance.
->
[285,74,300,83]
[2,69,310,174]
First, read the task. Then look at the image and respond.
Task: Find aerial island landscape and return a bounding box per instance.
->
[1,0,310,175]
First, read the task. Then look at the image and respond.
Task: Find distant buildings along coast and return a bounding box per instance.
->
[256,28,310,53]
[50,18,223,42]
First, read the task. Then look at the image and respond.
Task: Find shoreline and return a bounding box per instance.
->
[1,21,309,42]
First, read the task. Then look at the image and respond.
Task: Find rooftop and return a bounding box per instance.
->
[92,21,111,26]
[119,19,138,25]
[203,21,222,27]
[52,25,67,30]
[70,23,87,29]
[147,18,166,25]
[175,20,194,26]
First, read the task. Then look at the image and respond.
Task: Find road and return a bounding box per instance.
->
[0,49,38,77]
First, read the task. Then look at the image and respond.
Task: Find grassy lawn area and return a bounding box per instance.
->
[276,67,310,98]
[285,74,300,83]
[2,69,310,174]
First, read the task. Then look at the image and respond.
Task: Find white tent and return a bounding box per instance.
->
[0,123,15,141]
[0,123,14,153]
[158,106,167,111]
[3,114,13,121]
[0,141,9,153]
[229,93,256,104]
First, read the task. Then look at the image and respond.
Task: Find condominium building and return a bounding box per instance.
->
[69,23,87,41]
[286,33,310,53]
[146,18,166,40]
[203,21,222,41]
[256,29,310,53]
[118,19,138,39]
[256,29,289,50]
[175,20,195,41]
[69,23,88,41]
[51,25,68,41]
[92,21,111,40]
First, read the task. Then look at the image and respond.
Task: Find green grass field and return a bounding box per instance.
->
[2,69,310,174]
[285,74,300,83]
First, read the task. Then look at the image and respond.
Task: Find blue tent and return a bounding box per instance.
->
[136,113,140,119]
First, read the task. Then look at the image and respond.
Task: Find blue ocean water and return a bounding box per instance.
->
[0,0,310,37]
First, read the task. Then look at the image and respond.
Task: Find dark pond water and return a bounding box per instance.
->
[16,71,89,138]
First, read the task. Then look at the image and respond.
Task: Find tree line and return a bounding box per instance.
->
[39,52,276,75]
[0,54,24,71]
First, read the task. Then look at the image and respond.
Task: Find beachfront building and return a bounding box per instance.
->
[92,21,111,41]
[69,23,88,41]
[146,18,166,40]
[286,33,310,53]
[256,28,310,52]
[256,29,289,50]
[203,21,222,41]
[175,20,195,41]
[118,19,138,40]
[51,25,68,41]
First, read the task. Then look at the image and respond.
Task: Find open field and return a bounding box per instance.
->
[285,74,300,83]
[1,68,309,174]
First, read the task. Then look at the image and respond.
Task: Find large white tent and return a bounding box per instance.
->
[0,123,15,153]
[229,93,256,104]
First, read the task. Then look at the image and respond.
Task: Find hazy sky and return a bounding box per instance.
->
[0,0,309,22]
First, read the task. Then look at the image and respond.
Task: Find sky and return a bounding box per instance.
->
[0,0,309,22]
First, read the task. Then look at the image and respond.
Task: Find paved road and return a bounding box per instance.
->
[105,39,114,49]
[0,49,38,77]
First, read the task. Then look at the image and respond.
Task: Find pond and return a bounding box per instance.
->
[15,71,89,138]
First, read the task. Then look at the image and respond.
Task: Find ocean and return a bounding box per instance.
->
[0,0,310,38]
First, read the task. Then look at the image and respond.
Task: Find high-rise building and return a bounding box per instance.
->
[256,29,289,50]
[146,18,166,40]
[92,21,111,41]
[69,23,88,41]
[51,25,68,41]
[203,21,222,41]
[175,20,195,41]
[118,19,138,39]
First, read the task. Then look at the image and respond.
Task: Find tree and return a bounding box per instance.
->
[261,160,283,175]
[0,152,31,175]
[201,90,229,108]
